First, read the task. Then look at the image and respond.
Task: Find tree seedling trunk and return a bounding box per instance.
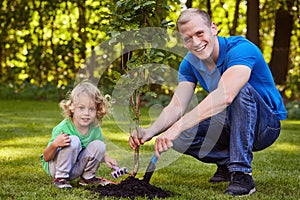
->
[131,90,141,177]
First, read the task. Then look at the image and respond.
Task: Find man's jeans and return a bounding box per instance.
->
[173,83,281,173]
[49,136,106,180]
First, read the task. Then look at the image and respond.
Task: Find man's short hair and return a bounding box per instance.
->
[177,8,212,29]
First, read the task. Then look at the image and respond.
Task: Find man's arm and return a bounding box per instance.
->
[129,81,195,149]
[147,81,196,135]
[154,65,251,157]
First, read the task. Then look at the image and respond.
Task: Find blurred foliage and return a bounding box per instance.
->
[0,0,299,104]
[286,101,300,119]
[0,81,72,101]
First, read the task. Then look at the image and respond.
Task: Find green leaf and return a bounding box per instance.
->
[142,1,155,7]
[134,5,141,10]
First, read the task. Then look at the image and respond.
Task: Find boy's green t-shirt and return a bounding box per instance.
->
[40,118,103,176]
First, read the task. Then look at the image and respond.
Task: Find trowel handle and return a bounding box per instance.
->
[146,154,158,173]
[143,154,159,183]
[150,154,158,164]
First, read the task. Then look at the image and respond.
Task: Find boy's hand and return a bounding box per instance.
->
[52,132,70,148]
[104,155,118,169]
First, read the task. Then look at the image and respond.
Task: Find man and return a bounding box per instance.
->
[129,8,286,196]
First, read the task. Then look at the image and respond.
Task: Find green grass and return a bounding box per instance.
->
[0,100,299,200]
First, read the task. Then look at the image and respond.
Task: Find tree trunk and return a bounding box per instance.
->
[230,0,242,36]
[206,0,212,17]
[246,0,260,47]
[185,0,192,8]
[269,5,293,85]
[78,1,86,61]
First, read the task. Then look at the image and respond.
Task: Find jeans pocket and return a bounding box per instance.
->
[253,126,281,151]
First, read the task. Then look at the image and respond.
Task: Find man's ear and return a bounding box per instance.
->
[211,22,218,35]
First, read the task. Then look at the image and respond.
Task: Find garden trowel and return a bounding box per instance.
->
[143,154,158,183]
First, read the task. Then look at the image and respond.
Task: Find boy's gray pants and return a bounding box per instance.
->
[48,135,106,180]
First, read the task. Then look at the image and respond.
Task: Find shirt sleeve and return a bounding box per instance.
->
[178,58,197,84]
[226,38,258,70]
[47,119,68,146]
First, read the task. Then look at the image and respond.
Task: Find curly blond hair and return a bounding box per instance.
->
[59,80,110,125]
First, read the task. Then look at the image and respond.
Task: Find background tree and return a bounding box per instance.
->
[246,0,260,47]
[0,0,299,101]
[269,0,294,85]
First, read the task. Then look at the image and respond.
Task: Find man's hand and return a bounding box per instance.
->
[52,132,71,148]
[129,127,153,150]
[154,125,180,159]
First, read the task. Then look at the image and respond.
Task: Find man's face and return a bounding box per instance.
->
[178,14,218,61]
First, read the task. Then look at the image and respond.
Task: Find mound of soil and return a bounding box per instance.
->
[91,176,172,199]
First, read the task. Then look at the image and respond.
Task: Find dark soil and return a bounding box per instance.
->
[91,176,172,199]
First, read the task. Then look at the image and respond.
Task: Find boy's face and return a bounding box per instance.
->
[178,14,218,61]
[72,93,97,132]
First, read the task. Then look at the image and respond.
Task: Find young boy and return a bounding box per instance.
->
[40,80,118,189]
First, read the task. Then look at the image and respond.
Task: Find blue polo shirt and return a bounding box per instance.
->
[178,36,287,120]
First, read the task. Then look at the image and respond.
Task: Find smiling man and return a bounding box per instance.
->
[129,8,287,196]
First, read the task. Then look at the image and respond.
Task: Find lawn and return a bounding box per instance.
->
[0,100,299,200]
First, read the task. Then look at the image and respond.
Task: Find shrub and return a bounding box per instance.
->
[286,100,300,119]
[0,82,72,102]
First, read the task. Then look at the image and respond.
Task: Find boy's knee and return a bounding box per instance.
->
[87,140,106,155]
[67,136,82,153]
[69,135,81,147]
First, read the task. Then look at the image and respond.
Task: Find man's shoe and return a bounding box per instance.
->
[225,172,256,196]
[53,178,72,189]
[79,176,113,186]
[209,165,230,183]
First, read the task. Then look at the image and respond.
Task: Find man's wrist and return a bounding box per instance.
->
[145,127,157,139]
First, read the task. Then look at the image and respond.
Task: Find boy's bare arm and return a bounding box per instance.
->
[43,133,70,162]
